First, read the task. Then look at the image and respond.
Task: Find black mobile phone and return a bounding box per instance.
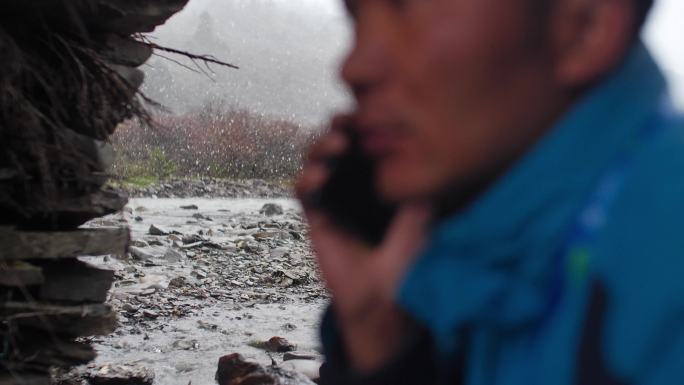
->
[305,130,396,246]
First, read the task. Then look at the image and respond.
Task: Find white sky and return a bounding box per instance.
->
[644,0,684,108]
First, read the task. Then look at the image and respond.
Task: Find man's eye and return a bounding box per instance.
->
[390,0,416,11]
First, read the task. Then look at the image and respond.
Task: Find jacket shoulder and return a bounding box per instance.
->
[594,113,684,383]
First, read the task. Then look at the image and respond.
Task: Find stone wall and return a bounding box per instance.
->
[0,1,188,384]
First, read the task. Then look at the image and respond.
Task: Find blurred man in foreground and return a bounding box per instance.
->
[297,0,684,383]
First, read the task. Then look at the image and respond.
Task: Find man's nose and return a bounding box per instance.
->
[340,18,392,100]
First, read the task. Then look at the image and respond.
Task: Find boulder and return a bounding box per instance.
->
[148,224,170,236]
[260,203,284,217]
[0,227,130,260]
[163,247,183,263]
[216,353,315,385]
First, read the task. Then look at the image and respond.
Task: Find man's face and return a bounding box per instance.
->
[342,0,558,202]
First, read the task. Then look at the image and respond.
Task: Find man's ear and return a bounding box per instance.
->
[547,0,636,87]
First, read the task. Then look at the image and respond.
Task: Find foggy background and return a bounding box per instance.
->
[142,0,351,127]
[644,0,684,108]
[140,0,684,128]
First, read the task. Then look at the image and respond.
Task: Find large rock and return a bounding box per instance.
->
[87,364,155,385]
[0,227,129,260]
[6,335,97,371]
[1,302,117,337]
[37,259,115,303]
[260,203,284,217]
[148,224,171,236]
[264,337,297,353]
[163,247,183,262]
[0,0,189,35]
[0,261,44,286]
[216,353,316,385]
[0,372,49,385]
[94,0,190,34]
[42,188,128,230]
[102,34,153,67]
[129,246,156,261]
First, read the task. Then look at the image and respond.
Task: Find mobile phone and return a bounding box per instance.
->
[305,128,396,246]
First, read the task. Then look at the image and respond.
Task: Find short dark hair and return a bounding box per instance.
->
[635,0,655,29]
[528,0,654,46]
[533,0,655,33]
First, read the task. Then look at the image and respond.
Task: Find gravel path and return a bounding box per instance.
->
[68,196,326,385]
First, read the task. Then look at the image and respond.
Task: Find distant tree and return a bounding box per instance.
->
[193,11,218,45]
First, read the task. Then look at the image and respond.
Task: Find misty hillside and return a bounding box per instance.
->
[142,0,352,125]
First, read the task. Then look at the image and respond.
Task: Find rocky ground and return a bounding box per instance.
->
[120,178,292,199]
[59,182,327,385]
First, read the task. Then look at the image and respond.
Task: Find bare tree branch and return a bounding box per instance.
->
[146,43,239,70]
[152,52,202,75]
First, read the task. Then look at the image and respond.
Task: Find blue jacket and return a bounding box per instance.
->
[321,41,684,385]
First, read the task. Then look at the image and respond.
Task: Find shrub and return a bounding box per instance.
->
[110,102,319,181]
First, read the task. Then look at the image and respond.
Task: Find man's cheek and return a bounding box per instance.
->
[376,145,436,197]
[376,161,426,200]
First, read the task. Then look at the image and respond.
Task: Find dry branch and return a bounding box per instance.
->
[147,42,240,70]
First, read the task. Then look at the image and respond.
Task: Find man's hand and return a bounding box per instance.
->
[296,116,431,373]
